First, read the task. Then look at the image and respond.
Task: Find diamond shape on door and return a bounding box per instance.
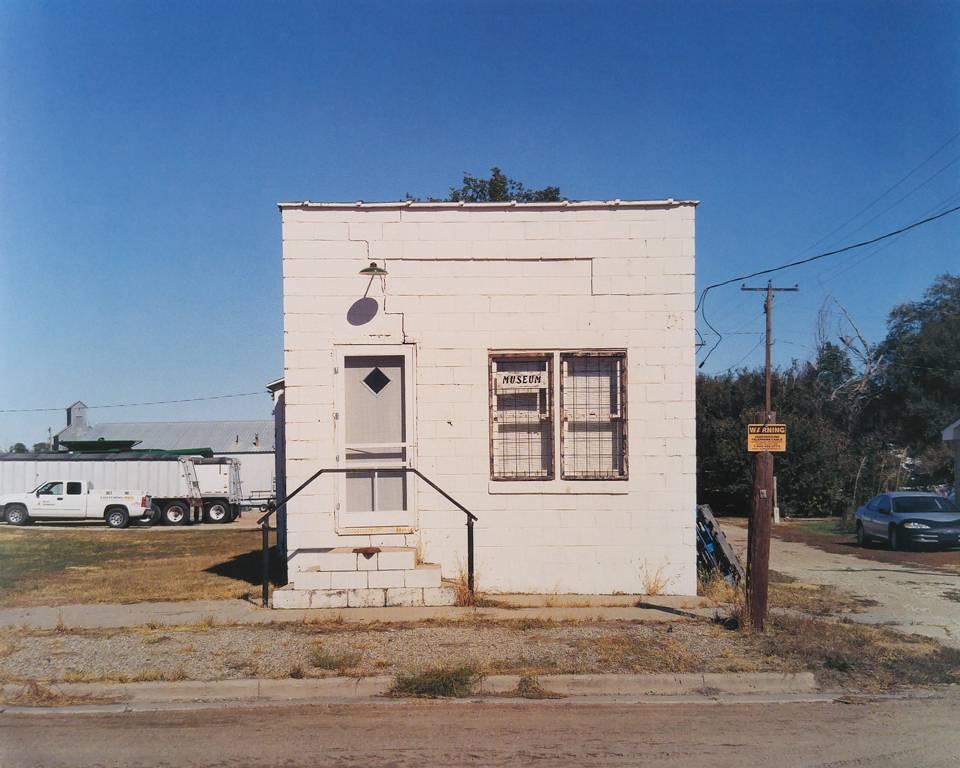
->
[363,367,391,395]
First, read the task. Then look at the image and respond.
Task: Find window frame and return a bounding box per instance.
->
[559,351,628,481]
[488,352,556,482]
[488,349,628,483]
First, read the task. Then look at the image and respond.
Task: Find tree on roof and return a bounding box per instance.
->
[448,167,562,203]
[406,167,563,203]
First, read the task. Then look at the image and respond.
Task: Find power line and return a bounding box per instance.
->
[791,130,960,260]
[0,391,267,415]
[696,203,960,368]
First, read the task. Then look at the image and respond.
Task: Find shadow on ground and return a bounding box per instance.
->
[203,545,285,588]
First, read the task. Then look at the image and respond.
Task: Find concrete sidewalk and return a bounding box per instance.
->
[0,594,714,630]
[0,672,821,714]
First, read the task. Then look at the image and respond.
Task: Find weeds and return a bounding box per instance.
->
[512,617,557,631]
[452,566,477,607]
[390,663,482,698]
[514,675,564,699]
[755,615,960,690]
[288,664,305,679]
[307,645,362,673]
[698,569,738,604]
[642,562,669,596]
[0,681,113,707]
[585,632,700,673]
[0,636,16,658]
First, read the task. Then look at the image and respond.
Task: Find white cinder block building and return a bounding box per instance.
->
[274,200,697,609]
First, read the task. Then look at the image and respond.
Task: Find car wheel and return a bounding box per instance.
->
[4,504,30,526]
[856,522,867,547]
[889,525,900,551]
[203,500,231,524]
[162,501,189,526]
[105,506,130,529]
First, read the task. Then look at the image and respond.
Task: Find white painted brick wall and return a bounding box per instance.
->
[280,201,697,595]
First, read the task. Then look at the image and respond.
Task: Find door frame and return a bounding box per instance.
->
[333,343,417,535]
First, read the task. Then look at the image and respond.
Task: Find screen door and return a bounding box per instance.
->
[340,353,414,529]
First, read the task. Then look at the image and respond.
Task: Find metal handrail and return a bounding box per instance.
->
[258,467,477,607]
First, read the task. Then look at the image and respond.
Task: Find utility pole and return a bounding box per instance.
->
[740,280,798,630]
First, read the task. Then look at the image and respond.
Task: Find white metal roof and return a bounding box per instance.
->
[278,199,698,210]
[56,420,275,453]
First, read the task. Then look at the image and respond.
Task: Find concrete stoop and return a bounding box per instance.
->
[274,546,457,609]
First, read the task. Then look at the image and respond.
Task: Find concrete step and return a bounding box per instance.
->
[292,564,442,591]
[272,584,457,609]
[298,547,417,573]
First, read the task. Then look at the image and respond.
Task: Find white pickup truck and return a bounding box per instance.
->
[1,480,152,528]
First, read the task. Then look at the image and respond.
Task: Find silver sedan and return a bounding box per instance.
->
[854,492,960,550]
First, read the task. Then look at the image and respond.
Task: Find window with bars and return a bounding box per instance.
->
[560,353,627,480]
[489,355,554,480]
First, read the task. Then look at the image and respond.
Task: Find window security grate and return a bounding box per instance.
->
[561,353,627,479]
[489,355,554,480]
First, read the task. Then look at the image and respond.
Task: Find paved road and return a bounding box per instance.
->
[3,696,958,767]
[724,524,960,647]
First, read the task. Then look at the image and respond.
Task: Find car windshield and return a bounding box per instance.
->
[891,496,959,514]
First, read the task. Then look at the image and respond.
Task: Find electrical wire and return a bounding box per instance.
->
[699,139,960,338]
[0,391,267,414]
[696,204,960,368]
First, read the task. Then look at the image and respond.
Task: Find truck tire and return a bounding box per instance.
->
[4,504,30,526]
[162,501,189,526]
[105,506,130,529]
[203,499,231,524]
[137,503,161,527]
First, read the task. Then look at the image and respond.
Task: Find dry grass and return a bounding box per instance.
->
[697,569,738,604]
[390,663,482,698]
[0,636,16,659]
[0,681,117,707]
[54,667,189,684]
[584,632,700,673]
[641,562,669,596]
[0,527,278,607]
[511,674,565,699]
[754,615,960,691]
[307,645,362,673]
[449,566,503,608]
[768,574,878,616]
[451,565,477,607]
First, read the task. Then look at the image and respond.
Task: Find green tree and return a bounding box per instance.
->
[447,167,562,203]
[863,273,960,484]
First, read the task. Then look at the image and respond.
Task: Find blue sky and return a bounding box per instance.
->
[1,0,958,447]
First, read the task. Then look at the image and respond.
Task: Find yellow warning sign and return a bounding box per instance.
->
[747,423,787,452]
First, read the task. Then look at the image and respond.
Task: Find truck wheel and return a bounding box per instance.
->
[204,500,231,524]
[4,504,30,526]
[137,503,161,527]
[162,501,189,526]
[105,506,130,529]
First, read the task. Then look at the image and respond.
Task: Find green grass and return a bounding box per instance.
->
[797,519,849,537]
[390,663,482,698]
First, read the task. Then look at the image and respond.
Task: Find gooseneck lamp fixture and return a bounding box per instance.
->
[359,262,388,276]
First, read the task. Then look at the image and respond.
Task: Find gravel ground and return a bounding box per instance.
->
[0,619,774,684]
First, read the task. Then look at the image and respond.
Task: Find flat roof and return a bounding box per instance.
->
[278,199,698,210]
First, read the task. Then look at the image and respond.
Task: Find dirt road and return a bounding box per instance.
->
[3,696,958,767]
[723,523,960,647]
